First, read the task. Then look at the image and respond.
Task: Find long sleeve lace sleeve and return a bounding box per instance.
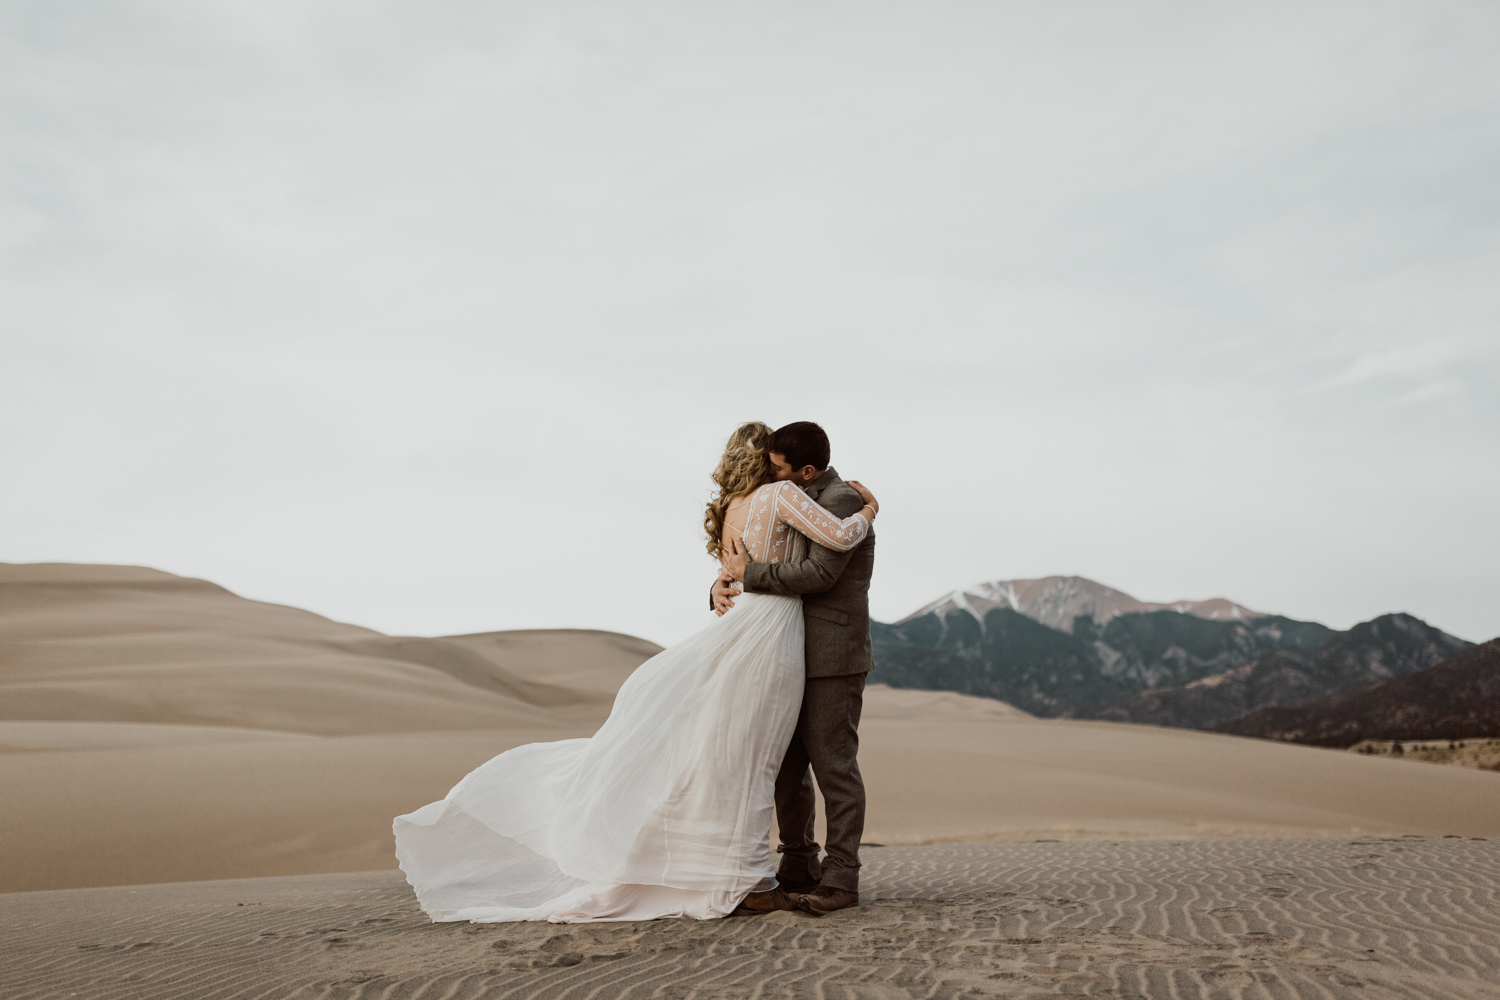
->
[768,481,870,552]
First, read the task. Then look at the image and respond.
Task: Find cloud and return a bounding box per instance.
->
[1381,379,1465,408]
[1312,338,1474,391]
[2,1,1498,645]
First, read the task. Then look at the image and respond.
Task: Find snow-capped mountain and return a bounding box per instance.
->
[873,575,1472,730]
[901,576,1263,635]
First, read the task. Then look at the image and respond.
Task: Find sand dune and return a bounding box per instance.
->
[444,628,665,698]
[0,563,633,891]
[4,561,1500,895]
[858,714,1500,844]
[0,563,613,734]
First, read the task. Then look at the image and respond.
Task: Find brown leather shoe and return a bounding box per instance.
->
[732,886,798,915]
[796,885,859,916]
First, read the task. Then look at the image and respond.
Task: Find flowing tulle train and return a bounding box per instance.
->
[393,591,805,922]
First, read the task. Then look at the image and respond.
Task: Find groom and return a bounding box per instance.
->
[713,421,875,916]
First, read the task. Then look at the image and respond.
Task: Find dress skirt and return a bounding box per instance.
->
[393,591,805,922]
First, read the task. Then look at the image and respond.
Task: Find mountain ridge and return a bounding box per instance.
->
[902,576,1263,635]
[1083,613,1471,729]
[873,575,1472,731]
[1214,638,1500,746]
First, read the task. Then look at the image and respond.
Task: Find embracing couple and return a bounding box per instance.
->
[394,421,879,923]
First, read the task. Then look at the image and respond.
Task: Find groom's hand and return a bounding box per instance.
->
[711,574,738,616]
[723,536,751,583]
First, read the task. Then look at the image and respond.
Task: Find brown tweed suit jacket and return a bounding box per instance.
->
[740,467,876,679]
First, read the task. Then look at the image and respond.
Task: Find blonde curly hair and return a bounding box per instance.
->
[703,421,773,558]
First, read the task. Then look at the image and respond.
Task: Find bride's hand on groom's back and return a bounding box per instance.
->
[846,480,878,516]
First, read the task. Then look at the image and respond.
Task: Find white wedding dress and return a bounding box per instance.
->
[393,480,871,923]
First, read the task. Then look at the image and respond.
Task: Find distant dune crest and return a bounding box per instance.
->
[901,575,1262,634]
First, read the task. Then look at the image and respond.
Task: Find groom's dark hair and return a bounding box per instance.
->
[769,421,830,472]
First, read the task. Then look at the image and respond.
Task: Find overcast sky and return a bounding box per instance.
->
[3,1,1497,646]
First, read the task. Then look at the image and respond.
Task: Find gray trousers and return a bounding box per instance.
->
[773,672,867,892]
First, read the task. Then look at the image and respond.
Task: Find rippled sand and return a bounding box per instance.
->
[5,838,1498,999]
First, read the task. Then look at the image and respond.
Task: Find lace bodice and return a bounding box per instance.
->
[724,480,870,570]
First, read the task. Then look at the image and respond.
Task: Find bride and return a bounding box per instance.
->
[393,421,879,923]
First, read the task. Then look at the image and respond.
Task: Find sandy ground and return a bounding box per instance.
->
[4,838,1498,1000]
[5,562,1500,897]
